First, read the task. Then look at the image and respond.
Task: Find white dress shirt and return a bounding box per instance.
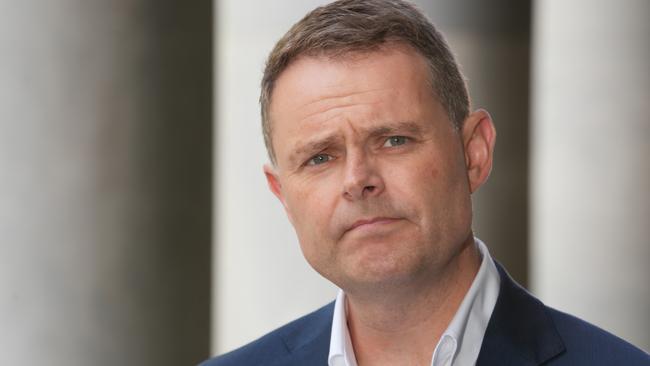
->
[328,238,501,366]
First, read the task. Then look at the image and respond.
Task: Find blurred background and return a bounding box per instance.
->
[0,0,647,365]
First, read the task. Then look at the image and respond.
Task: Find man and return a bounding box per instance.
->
[203,0,649,365]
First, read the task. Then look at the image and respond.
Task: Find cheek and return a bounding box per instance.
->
[283,178,343,278]
[429,165,439,181]
[392,150,468,221]
[284,177,340,242]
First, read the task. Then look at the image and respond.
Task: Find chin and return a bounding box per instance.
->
[342,250,426,289]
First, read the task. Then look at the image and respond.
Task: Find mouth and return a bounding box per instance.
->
[346,217,401,234]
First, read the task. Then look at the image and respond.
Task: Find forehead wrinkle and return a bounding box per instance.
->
[295,87,391,121]
[301,100,382,128]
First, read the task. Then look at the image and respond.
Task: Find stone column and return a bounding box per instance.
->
[213,0,338,354]
[531,0,650,351]
[0,2,212,365]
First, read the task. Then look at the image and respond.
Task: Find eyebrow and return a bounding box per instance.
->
[287,120,425,167]
[365,120,424,139]
[289,134,342,167]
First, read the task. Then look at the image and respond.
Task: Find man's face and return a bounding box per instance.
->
[265,46,487,292]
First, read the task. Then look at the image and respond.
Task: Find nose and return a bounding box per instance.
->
[342,153,385,201]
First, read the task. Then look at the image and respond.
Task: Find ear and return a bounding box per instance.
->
[461,109,496,193]
[263,164,293,222]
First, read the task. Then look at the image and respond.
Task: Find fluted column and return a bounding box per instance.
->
[213,0,338,354]
[531,0,650,351]
[0,2,212,365]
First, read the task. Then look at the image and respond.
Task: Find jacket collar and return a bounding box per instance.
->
[477,262,566,365]
[274,263,566,366]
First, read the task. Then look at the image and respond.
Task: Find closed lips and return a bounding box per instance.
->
[348,217,399,231]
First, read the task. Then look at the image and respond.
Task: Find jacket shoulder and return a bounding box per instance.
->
[544,306,649,365]
[199,302,335,366]
[479,262,649,366]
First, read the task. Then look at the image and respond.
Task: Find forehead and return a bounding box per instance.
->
[268,46,439,163]
[270,45,432,115]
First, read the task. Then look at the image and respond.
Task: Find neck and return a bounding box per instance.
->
[345,235,481,366]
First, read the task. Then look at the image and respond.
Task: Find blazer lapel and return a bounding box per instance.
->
[281,331,331,366]
[477,263,566,366]
[271,302,334,366]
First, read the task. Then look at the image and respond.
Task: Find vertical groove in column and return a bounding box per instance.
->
[0,1,212,365]
[532,0,649,351]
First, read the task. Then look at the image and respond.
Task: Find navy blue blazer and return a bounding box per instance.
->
[202,264,649,365]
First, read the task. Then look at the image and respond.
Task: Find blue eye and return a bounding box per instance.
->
[307,154,331,166]
[383,136,408,147]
